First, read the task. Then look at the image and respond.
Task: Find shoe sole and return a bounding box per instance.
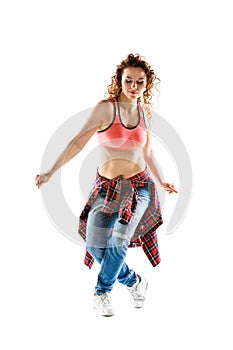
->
[93,306,115,317]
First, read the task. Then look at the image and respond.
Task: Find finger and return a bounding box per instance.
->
[166,186,178,193]
[169,185,178,193]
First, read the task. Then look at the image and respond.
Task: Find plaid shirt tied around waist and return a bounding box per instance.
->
[78,168,163,268]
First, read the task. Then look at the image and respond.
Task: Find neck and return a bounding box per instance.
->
[118,93,138,112]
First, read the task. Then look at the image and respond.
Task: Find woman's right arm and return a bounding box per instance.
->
[35,100,111,188]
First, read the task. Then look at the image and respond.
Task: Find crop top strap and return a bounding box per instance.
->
[112,97,120,122]
[137,99,148,129]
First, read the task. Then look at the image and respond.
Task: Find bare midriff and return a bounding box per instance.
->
[97,147,146,179]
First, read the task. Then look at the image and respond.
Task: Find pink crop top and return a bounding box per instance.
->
[97,98,147,150]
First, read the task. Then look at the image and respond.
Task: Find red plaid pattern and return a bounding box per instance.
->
[78,168,163,268]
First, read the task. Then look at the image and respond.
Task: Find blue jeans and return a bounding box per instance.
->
[86,185,151,294]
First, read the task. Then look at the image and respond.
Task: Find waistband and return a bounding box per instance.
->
[96,167,151,185]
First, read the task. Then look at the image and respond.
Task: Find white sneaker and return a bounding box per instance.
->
[127,275,148,308]
[93,292,115,317]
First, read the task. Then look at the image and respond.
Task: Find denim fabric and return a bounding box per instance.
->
[86,185,150,294]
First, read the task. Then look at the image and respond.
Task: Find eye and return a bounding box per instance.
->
[137,81,144,85]
[125,79,132,83]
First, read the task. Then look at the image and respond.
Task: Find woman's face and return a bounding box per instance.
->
[121,66,147,102]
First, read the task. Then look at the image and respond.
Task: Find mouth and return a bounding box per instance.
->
[129,91,137,95]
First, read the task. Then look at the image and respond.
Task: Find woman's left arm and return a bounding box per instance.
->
[143,132,178,194]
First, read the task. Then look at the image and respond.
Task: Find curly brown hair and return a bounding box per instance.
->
[106,53,161,112]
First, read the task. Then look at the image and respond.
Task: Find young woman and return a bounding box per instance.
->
[35,53,178,317]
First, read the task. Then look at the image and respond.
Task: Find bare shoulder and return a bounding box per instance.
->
[140,104,151,129]
[141,104,161,131]
[97,98,114,112]
[95,98,114,128]
[81,98,114,133]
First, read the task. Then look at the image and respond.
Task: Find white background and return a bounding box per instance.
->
[1,0,233,349]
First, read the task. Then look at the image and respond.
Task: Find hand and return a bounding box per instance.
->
[35,173,50,189]
[162,182,178,194]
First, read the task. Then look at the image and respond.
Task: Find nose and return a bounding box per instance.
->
[131,81,137,89]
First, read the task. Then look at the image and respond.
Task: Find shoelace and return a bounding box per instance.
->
[128,282,145,300]
[99,294,111,306]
